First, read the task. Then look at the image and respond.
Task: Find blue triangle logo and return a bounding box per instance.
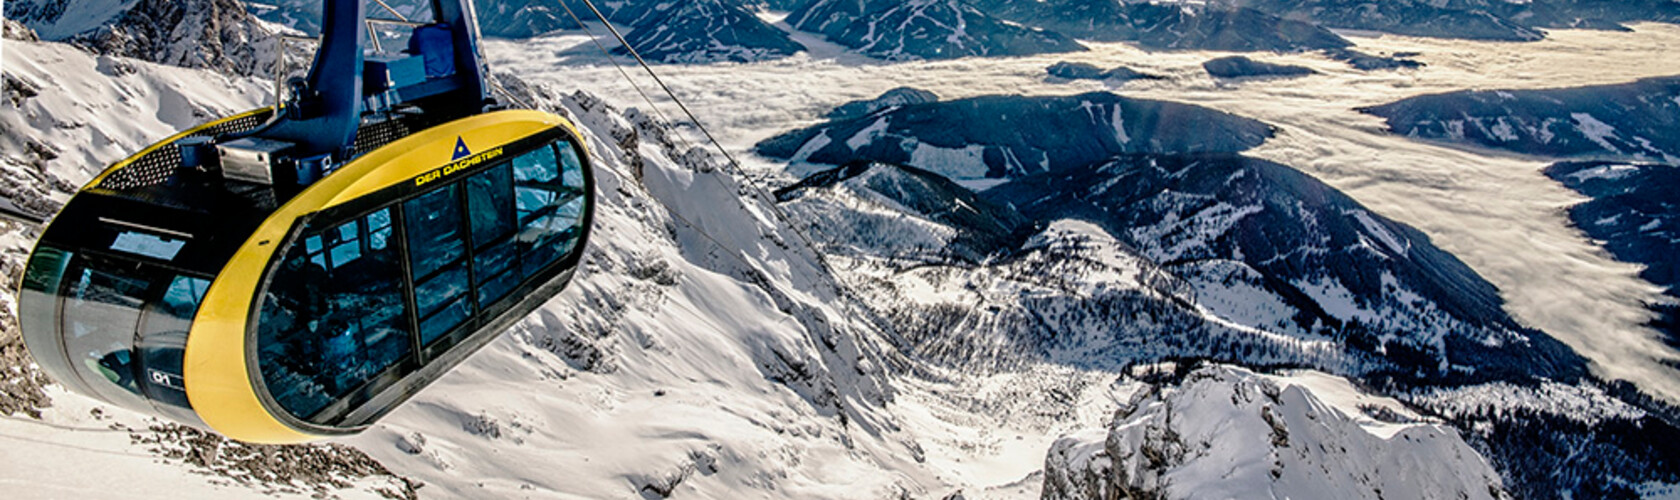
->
[452,137,472,161]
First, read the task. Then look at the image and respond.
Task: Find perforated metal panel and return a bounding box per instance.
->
[98,110,275,191]
[96,111,438,192]
[350,117,412,159]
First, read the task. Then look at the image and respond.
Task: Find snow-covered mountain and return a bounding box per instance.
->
[1043,365,1507,500]
[471,0,583,38]
[786,0,1086,61]
[755,92,1274,180]
[985,153,1588,385]
[1361,76,1680,163]
[774,162,1335,373]
[607,0,806,63]
[1226,0,1546,41]
[6,0,140,40]
[759,84,1680,496]
[972,0,1352,52]
[823,87,939,121]
[252,0,806,63]
[1228,0,1680,40]
[7,0,283,77]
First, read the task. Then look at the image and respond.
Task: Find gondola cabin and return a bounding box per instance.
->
[15,0,595,443]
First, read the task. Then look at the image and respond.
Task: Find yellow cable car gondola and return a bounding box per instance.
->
[16,0,593,443]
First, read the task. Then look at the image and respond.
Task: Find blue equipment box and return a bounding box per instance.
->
[364,55,427,92]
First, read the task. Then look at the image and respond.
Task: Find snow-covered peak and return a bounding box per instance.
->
[1044,365,1508,500]
[788,0,1087,60]
[8,0,285,77]
[4,0,139,40]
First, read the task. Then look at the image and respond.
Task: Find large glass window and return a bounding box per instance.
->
[258,207,412,421]
[467,164,520,309]
[514,143,586,278]
[404,185,472,344]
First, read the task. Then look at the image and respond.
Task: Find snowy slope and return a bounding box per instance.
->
[11,0,284,77]
[1043,365,1507,500]
[0,38,271,219]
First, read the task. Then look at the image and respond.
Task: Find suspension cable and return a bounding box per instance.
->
[552,0,691,139]
[549,0,902,344]
[567,0,843,281]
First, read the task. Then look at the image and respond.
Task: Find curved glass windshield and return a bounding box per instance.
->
[16,247,210,423]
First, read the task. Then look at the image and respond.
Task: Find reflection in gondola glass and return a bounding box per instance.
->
[258,208,412,422]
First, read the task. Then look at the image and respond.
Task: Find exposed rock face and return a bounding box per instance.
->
[756,91,1273,179]
[1202,56,1316,79]
[8,0,283,77]
[133,422,421,499]
[4,19,41,41]
[1362,76,1680,163]
[787,0,1087,60]
[1043,365,1508,500]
